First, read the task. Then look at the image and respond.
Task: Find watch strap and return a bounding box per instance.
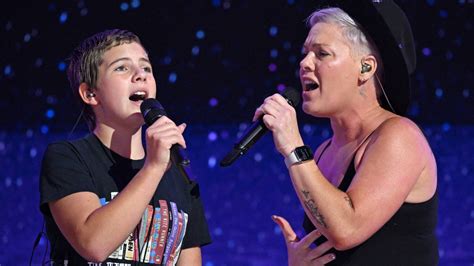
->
[284,145,313,168]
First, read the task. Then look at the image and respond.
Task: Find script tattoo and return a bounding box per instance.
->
[301,190,328,228]
[344,195,354,210]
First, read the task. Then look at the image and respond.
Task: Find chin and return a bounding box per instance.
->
[125,113,145,126]
[302,102,324,118]
[302,102,315,115]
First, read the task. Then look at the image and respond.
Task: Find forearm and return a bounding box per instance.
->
[177,247,202,266]
[288,161,361,249]
[53,163,168,261]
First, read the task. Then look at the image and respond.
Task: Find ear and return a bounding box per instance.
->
[78,83,98,106]
[359,55,377,82]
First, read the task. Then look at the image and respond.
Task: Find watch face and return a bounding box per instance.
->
[295,146,313,161]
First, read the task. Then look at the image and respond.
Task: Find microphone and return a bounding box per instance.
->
[140,98,190,166]
[219,87,301,167]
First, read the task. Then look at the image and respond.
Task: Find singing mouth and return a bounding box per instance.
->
[129,90,147,101]
[303,81,319,91]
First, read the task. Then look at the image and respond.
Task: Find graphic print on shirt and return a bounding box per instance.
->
[100,194,188,265]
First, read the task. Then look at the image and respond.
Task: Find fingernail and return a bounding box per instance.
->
[329,254,336,260]
[182,123,187,128]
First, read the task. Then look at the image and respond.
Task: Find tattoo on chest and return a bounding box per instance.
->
[301,189,328,228]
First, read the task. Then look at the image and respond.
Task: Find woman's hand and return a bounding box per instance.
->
[253,94,304,157]
[272,215,336,266]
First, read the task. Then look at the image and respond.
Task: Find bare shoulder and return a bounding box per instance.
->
[371,116,430,152]
[377,116,424,137]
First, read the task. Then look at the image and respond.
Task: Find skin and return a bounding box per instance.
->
[258,21,437,255]
[273,215,336,265]
[49,42,202,264]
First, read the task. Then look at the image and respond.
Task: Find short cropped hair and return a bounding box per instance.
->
[307,8,384,99]
[67,29,143,131]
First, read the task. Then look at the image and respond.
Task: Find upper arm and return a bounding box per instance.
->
[49,192,103,248]
[346,118,430,240]
[40,142,104,258]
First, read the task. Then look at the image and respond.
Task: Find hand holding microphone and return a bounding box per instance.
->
[254,90,305,157]
[220,87,301,167]
[141,99,190,167]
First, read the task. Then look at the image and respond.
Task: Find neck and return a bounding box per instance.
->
[93,123,145,160]
[330,105,390,147]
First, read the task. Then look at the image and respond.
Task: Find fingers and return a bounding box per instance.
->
[274,215,336,265]
[299,229,322,249]
[253,94,294,122]
[177,123,187,134]
[253,107,264,122]
[146,117,186,148]
[307,240,334,260]
[272,215,298,244]
[311,253,336,265]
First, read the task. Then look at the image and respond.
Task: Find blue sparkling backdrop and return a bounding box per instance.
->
[0,0,473,265]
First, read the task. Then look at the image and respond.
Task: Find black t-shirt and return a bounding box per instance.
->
[39,134,211,265]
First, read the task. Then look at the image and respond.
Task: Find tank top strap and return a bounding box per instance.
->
[339,130,377,191]
[316,139,332,164]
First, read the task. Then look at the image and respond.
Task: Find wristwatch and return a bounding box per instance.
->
[284,145,314,168]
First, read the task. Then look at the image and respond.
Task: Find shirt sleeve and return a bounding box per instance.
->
[181,180,212,249]
[39,141,97,216]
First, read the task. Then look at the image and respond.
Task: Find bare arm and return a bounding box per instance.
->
[177,247,202,266]
[287,118,433,249]
[255,94,435,250]
[49,117,187,262]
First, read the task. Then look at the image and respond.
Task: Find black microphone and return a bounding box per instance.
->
[219,87,301,167]
[140,98,190,166]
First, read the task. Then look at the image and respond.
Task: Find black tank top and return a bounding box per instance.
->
[303,140,439,266]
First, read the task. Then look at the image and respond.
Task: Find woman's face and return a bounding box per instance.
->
[299,22,361,117]
[93,41,157,129]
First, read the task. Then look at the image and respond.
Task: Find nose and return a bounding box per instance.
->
[299,53,315,72]
[132,67,147,82]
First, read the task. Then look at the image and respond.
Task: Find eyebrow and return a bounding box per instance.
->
[303,42,330,50]
[107,57,151,67]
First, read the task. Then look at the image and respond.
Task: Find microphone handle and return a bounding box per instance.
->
[171,144,190,166]
[220,119,267,167]
[235,120,268,151]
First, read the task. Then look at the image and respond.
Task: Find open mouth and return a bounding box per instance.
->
[129,91,147,101]
[303,81,319,91]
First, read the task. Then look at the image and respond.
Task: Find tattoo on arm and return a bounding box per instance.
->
[344,195,354,210]
[301,190,328,228]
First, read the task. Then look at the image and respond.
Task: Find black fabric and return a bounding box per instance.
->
[303,141,438,266]
[40,134,211,265]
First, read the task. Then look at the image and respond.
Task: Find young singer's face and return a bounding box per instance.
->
[93,42,157,129]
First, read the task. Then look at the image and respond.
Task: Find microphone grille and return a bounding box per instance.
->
[281,87,301,107]
[140,98,166,126]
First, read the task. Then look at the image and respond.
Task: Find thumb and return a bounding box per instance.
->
[178,123,187,134]
[272,215,298,244]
